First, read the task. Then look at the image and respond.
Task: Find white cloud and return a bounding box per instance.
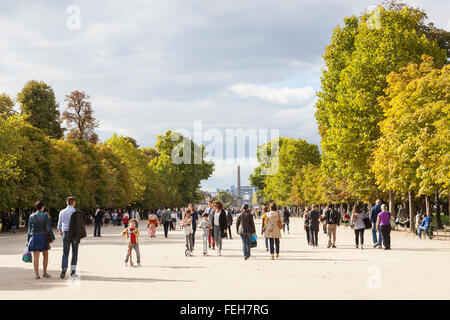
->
[229,83,315,105]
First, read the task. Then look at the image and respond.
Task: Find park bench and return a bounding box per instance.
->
[434,226,450,240]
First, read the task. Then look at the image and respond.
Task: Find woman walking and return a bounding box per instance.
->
[211,201,227,256]
[351,204,367,249]
[182,210,193,256]
[261,206,270,251]
[376,204,395,250]
[170,209,178,231]
[27,201,55,279]
[147,212,158,238]
[265,202,282,260]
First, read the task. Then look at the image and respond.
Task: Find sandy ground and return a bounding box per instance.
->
[0,217,449,300]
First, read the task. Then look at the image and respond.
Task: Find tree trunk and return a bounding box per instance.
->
[408,191,415,233]
[425,196,431,219]
[435,190,443,229]
[389,190,395,217]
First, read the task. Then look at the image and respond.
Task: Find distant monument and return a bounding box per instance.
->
[236,164,243,208]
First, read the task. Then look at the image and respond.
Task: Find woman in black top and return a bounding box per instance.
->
[211,201,227,256]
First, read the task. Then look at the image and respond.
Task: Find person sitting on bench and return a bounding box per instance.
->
[417,215,433,239]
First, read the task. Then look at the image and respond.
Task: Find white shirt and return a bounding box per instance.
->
[214,211,220,226]
[57,205,75,232]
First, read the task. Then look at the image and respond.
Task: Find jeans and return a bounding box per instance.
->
[418,226,432,239]
[372,223,382,245]
[202,232,208,253]
[380,225,391,249]
[94,222,102,236]
[310,227,319,246]
[269,238,280,255]
[192,223,197,247]
[283,222,289,233]
[240,233,252,258]
[185,234,193,252]
[125,243,140,263]
[355,228,364,245]
[305,226,310,244]
[62,231,79,272]
[213,226,222,251]
[163,221,170,238]
[265,237,269,250]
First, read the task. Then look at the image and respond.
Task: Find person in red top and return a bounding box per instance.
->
[121,219,141,267]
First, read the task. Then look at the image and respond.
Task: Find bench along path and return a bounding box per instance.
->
[0,217,450,299]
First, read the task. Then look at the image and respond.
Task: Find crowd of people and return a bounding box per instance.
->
[20,195,442,279]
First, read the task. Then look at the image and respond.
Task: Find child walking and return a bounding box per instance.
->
[182,210,193,256]
[121,219,141,267]
[198,212,212,256]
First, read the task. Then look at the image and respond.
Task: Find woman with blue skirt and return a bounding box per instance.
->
[27,201,55,279]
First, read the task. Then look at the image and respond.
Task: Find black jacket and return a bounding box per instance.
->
[226,211,233,226]
[212,209,227,238]
[236,211,256,234]
[69,209,87,243]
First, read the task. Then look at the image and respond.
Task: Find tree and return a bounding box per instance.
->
[291,164,327,206]
[17,80,65,139]
[62,91,99,144]
[254,137,320,205]
[155,131,214,205]
[373,55,449,227]
[0,115,25,180]
[0,93,15,119]
[315,3,447,199]
[217,190,236,208]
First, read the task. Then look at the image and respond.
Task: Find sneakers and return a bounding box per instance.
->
[137,263,142,267]
[218,250,222,256]
[70,270,78,277]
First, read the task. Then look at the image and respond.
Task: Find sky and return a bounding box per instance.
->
[1,0,449,192]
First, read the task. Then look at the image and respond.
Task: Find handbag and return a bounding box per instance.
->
[22,246,32,263]
[363,217,372,229]
[34,215,54,244]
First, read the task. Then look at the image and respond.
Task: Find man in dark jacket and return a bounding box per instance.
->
[236,204,256,260]
[370,200,383,248]
[226,209,233,239]
[211,201,227,256]
[309,205,320,248]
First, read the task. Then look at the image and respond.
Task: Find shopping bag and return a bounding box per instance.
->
[22,246,32,263]
[251,234,257,248]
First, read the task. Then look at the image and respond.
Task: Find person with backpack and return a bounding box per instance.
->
[323,204,340,248]
[27,201,55,279]
[236,204,256,260]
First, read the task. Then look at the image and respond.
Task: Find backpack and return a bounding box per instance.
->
[329,210,339,224]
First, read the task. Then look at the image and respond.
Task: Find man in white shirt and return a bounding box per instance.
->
[57,197,77,279]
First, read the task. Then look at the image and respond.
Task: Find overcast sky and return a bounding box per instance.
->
[1,0,448,191]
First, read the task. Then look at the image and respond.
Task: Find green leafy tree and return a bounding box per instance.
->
[17,80,65,139]
[291,164,327,206]
[315,3,447,199]
[0,93,16,119]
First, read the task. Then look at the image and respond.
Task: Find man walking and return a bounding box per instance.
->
[309,205,320,248]
[226,208,233,239]
[370,200,383,248]
[323,204,340,248]
[58,197,86,279]
[161,207,171,238]
[236,204,256,260]
[93,206,104,237]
